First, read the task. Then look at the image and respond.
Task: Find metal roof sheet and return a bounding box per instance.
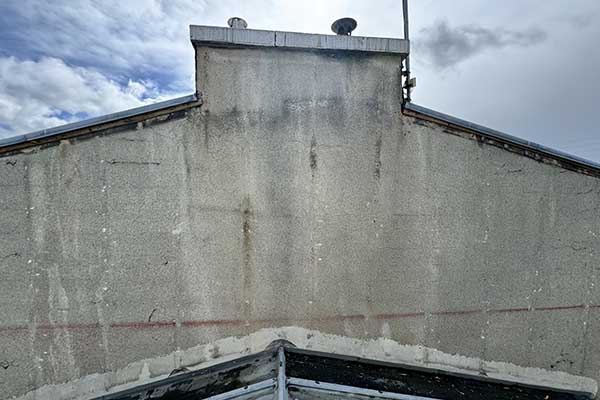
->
[0,94,198,148]
[405,102,600,174]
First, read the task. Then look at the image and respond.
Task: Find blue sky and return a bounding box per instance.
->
[1,0,599,162]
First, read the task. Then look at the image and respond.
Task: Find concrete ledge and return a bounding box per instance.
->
[14,327,597,400]
[190,25,409,54]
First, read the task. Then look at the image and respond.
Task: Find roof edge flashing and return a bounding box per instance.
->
[404,102,600,177]
[190,25,409,55]
[0,94,200,152]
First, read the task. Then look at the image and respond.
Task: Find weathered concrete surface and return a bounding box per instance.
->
[1,44,599,399]
[189,25,409,54]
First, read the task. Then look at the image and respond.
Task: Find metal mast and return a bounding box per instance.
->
[402,0,412,105]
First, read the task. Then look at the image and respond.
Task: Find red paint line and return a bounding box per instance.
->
[535,304,585,312]
[322,314,367,322]
[430,309,482,316]
[1,303,595,333]
[111,321,176,329]
[373,311,426,319]
[37,322,100,331]
[0,324,29,332]
[488,307,530,314]
[182,319,244,328]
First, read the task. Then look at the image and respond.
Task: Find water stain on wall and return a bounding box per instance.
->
[374,135,382,180]
[241,195,254,322]
[310,135,317,179]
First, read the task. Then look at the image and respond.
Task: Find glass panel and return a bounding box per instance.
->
[288,386,428,400]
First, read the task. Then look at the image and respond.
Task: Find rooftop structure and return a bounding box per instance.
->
[1,25,598,177]
[93,341,594,400]
[1,19,599,400]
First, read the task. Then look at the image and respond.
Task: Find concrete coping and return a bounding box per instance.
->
[190,25,409,55]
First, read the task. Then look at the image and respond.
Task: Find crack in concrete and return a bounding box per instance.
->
[1,252,20,260]
[148,308,158,323]
[309,135,317,178]
[107,159,160,165]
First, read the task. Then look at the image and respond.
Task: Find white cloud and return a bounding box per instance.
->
[0,0,352,138]
[1,0,600,161]
[0,57,181,137]
[415,20,546,69]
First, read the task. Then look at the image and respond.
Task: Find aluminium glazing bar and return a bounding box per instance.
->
[277,347,288,400]
[287,377,440,400]
[204,379,276,400]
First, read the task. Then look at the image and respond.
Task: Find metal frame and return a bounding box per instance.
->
[205,380,276,400]
[401,0,412,104]
[92,348,279,400]
[176,347,290,400]
[287,377,438,400]
[91,343,594,400]
[277,347,288,400]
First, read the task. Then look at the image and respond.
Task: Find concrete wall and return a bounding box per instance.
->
[1,45,599,399]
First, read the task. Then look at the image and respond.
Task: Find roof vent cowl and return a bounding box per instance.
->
[227,17,248,29]
[331,17,357,35]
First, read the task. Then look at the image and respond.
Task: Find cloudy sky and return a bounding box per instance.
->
[1,0,599,162]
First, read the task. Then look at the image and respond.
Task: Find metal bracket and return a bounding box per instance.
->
[401,0,412,106]
[277,347,288,400]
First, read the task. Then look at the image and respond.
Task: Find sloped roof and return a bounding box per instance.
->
[403,103,600,178]
[0,94,200,155]
[1,94,598,178]
[92,341,593,400]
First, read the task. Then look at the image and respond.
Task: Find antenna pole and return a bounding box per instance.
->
[402,0,411,104]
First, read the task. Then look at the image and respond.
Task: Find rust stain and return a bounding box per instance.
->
[309,135,317,178]
[242,197,252,265]
[374,135,382,179]
[203,110,210,150]
[241,195,254,322]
